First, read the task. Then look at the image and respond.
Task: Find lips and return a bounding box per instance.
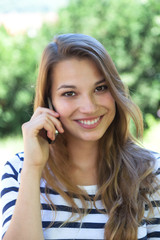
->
[75,116,103,129]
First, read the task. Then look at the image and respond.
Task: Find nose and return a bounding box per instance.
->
[79,95,98,113]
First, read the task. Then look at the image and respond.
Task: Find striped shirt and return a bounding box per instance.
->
[1,152,160,239]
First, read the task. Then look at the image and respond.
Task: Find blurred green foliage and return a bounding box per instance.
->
[0,0,160,137]
[0,25,51,136]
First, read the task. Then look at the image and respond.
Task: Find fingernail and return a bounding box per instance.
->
[54,112,59,115]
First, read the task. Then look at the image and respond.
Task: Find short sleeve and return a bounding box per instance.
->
[146,152,160,239]
[0,153,24,239]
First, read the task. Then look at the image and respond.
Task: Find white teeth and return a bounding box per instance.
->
[78,117,100,125]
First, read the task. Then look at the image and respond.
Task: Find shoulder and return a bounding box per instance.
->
[150,151,160,178]
[1,152,24,183]
[0,153,24,238]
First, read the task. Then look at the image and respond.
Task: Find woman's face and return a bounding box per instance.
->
[51,58,116,143]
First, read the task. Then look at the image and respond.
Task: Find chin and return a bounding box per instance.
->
[65,129,107,143]
[79,132,105,142]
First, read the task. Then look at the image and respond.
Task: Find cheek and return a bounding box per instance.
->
[100,92,116,109]
[55,101,74,118]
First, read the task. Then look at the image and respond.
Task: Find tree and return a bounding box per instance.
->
[55,0,160,128]
[0,23,59,137]
[0,0,160,137]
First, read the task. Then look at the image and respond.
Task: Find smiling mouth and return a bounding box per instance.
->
[78,116,100,125]
[75,115,103,129]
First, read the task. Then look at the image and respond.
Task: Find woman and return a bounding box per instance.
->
[1,33,160,240]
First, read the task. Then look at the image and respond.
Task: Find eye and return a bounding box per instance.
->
[62,91,76,97]
[95,85,108,92]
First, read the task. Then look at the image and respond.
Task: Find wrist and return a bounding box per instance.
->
[22,163,43,183]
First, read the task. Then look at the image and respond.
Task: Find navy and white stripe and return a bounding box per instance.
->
[1,152,160,239]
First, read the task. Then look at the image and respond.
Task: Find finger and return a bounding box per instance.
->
[31,106,59,120]
[23,114,57,141]
[23,112,64,143]
[47,115,64,133]
[37,113,64,134]
[35,114,64,139]
[38,116,61,141]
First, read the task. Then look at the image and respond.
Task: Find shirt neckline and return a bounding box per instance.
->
[78,184,98,194]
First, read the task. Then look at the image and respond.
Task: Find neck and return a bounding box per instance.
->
[67,139,99,186]
[68,139,98,168]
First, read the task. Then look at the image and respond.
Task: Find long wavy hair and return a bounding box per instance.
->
[34,33,158,240]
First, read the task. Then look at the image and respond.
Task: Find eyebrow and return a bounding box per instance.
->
[95,79,106,85]
[57,79,106,91]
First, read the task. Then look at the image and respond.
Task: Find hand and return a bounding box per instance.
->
[22,107,64,174]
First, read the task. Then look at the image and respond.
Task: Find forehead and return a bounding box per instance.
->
[52,57,104,86]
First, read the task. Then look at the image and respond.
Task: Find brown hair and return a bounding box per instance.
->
[34,33,158,240]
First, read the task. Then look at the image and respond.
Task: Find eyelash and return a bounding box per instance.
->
[95,85,108,92]
[62,91,76,97]
[62,85,108,97]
